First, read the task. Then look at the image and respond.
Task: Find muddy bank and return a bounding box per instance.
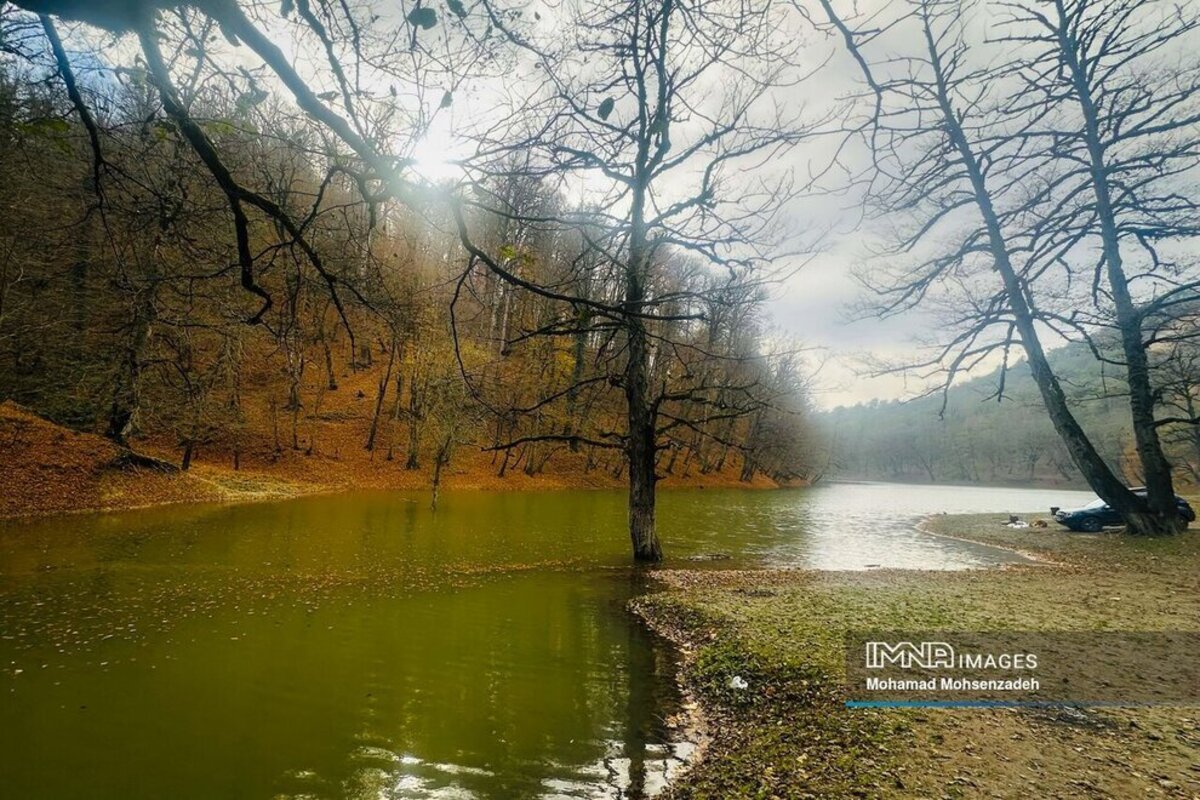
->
[0,401,784,519]
[634,513,1200,798]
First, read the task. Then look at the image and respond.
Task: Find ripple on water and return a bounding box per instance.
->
[1,484,1069,799]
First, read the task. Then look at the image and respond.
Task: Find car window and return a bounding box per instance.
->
[1083,498,1108,510]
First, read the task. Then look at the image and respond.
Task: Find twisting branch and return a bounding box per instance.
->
[136,13,365,355]
[39,15,105,203]
[137,19,272,321]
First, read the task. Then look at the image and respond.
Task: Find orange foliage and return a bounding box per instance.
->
[0,401,222,518]
[1,350,781,518]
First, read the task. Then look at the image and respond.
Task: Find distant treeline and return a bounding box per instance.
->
[820,344,1200,487]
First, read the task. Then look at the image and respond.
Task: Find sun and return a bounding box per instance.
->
[408,115,467,183]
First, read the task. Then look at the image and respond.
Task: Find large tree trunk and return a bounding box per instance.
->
[1054,4,1181,534]
[106,289,155,444]
[622,139,664,563]
[739,454,756,483]
[626,383,661,562]
[624,253,662,562]
[923,16,1151,530]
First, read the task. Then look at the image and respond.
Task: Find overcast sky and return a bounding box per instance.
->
[768,244,939,409]
[54,0,1040,412]
[757,0,1021,411]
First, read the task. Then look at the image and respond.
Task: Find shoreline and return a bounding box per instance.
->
[633,512,1200,798]
[911,515,1060,567]
[0,469,793,523]
[0,401,788,521]
[635,602,713,786]
[825,476,1094,491]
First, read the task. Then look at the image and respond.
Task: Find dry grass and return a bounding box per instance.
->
[635,514,1200,799]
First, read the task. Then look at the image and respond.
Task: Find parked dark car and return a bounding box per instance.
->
[1052,489,1196,532]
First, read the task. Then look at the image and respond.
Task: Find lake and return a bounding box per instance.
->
[0,482,1095,799]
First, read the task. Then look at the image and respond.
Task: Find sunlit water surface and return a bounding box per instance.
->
[0,482,1094,799]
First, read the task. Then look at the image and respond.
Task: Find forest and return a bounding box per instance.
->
[0,4,819,556]
[1,0,1199,550]
[822,343,1200,487]
[4,3,1200,797]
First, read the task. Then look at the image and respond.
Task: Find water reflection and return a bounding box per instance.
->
[1,566,684,799]
[0,482,1091,798]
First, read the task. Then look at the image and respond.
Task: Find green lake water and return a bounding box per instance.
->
[0,483,1094,798]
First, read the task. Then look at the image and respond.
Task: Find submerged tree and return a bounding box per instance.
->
[448,0,822,560]
[7,0,822,560]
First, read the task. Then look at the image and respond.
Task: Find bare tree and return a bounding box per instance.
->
[11,0,820,560]
[447,0,820,560]
[992,0,1200,532]
[1151,308,1200,481]
[823,0,1199,533]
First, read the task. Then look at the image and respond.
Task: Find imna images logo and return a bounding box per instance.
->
[865,641,955,669]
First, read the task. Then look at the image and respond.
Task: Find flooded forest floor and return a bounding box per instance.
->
[0,398,777,519]
[635,514,1200,799]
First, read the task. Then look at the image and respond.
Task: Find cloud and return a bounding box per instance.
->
[768,245,942,408]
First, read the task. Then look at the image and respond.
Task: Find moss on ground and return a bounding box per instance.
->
[635,513,1200,799]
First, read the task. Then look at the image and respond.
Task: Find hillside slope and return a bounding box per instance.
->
[0,402,228,517]
[1,385,780,519]
[818,344,1187,486]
